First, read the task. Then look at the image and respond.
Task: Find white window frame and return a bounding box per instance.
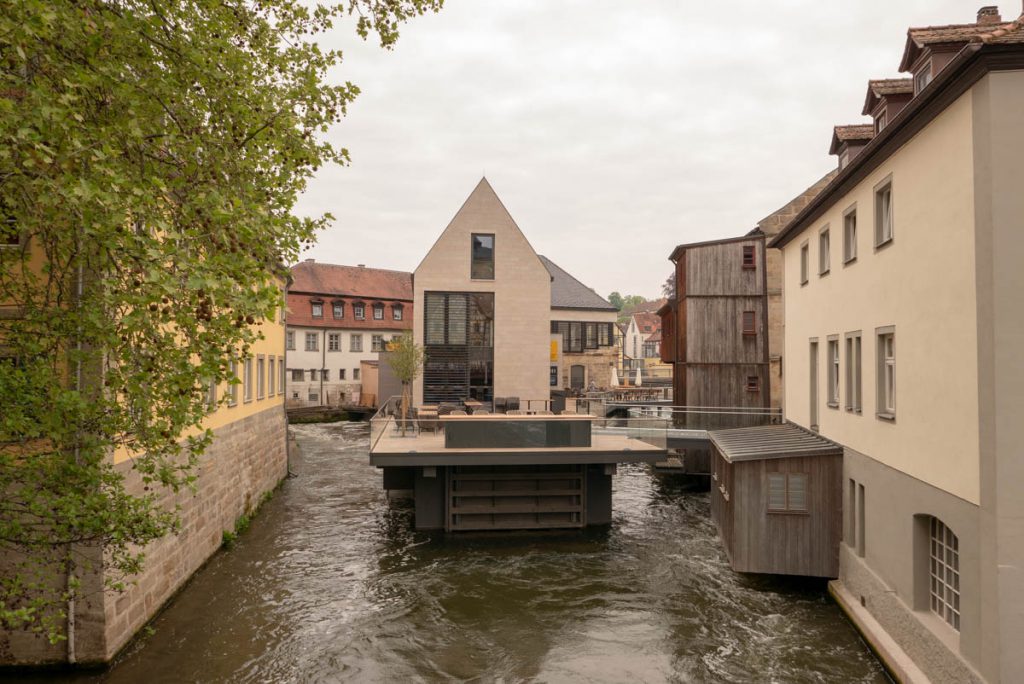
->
[371,334,385,352]
[875,176,894,248]
[819,225,830,275]
[350,334,363,352]
[372,304,384,320]
[843,204,857,264]
[844,331,862,413]
[278,356,285,395]
[269,356,275,396]
[311,302,323,318]
[332,302,344,319]
[305,332,318,352]
[876,327,896,420]
[286,330,295,351]
[243,357,253,403]
[228,360,238,407]
[328,332,341,352]
[393,306,403,321]
[914,60,932,95]
[929,517,960,631]
[353,304,365,320]
[256,355,265,400]
[827,336,840,408]
[800,240,810,285]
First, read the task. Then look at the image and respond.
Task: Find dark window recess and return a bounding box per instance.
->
[471,233,495,279]
[424,292,494,403]
[550,365,559,387]
[746,376,760,392]
[742,311,756,336]
[742,245,756,269]
[551,321,614,353]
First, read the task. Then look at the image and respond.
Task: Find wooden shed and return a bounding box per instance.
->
[709,423,843,578]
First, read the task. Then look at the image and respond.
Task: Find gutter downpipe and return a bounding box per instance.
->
[67,233,85,664]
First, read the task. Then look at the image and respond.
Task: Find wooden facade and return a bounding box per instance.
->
[662,235,770,427]
[709,423,843,578]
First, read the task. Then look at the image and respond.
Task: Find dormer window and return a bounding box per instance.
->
[392,304,404,321]
[914,62,932,95]
[332,301,344,319]
[353,302,365,320]
[372,303,384,320]
[875,110,887,134]
[839,150,850,170]
[311,301,323,318]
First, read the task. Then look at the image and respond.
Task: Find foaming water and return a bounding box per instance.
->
[39,422,888,683]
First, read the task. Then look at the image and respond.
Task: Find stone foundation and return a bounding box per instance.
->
[0,405,287,666]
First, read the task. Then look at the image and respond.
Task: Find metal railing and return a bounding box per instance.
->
[575,399,782,431]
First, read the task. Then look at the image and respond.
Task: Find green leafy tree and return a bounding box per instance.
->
[386,332,425,437]
[607,291,624,311]
[0,0,442,645]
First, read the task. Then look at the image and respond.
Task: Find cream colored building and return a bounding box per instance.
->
[413,179,618,406]
[769,8,1024,682]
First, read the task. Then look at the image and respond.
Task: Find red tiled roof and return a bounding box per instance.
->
[861,78,914,115]
[632,312,661,333]
[829,124,875,155]
[287,292,412,330]
[900,14,1021,71]
[289,260,412,300]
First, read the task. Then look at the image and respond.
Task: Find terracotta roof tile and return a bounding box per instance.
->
[900,14,1022,70]
[861,78,914,115]
[632,312,661,333]
[289,261,412,300]
[833,124,875,142]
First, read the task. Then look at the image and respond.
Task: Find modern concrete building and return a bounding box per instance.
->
[769,7,1024,682]
[285,261,412,407]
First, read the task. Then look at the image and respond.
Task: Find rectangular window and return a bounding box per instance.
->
[309,369,317,382]
[373,304,384,320]
[847,478,857,544]
[827,337,840,408]
[745,375,760,392]
[800,241,809,285]
[929,517,960,631]
[550,365,559,387]
[857,484,866,557]
[819,226,830,275]
[742,245,756,270]
[256,355,265,400]
[875,178,894,246]
[339,368,346,380]
[228,360,238,406]
[328,333,341,352]
[243,358,253,403]
[584,323,597,349]
[742,311,756,336]
[322,369,329,382]
[308,391,319,403]
[843,206,857,263]
[353,303,365,320]
[305,332,318,352]
[471,233,495,279]
[877,328,895,419]
[845,332,862,412]
[914,61,932,94]
[353,368,360,381]
[767,473,808,512]
[333,302,344,319]
[206,378,217,409]
[269,357,275,396]
[598,323,611,347]
[292,368,304,382]
[278,356,285,395]
[286,331,295,351]
[876,110,887,133]
[350,334,363,352]
[393,305,403,321]
[372,334,385,352]
[311,302,323,318]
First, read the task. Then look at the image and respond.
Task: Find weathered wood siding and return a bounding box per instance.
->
[684,239,765,297]
[685,296,765,364]
[711,448,843,578]
[684,365,768,427]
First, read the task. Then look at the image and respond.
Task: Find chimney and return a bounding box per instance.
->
[977,6,1002,24]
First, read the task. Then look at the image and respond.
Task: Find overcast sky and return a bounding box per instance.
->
[296,0,983,299]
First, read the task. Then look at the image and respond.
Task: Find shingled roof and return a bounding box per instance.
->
[538,255,617,311]
[290,260,413,300]
[899,10,1022,71]
[829,124,875,155]
[709,423,843,463]
[861,78,914,115]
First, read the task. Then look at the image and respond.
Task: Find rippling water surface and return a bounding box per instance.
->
[45,421,887,683]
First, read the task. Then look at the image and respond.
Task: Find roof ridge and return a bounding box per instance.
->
[292,261,412,276]
[974,13,1024,42]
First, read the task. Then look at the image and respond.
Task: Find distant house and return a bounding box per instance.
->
[286,261,412,407]
[540,255,619,392]
[767,6,1024,682]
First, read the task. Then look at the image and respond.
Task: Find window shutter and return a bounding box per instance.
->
[425,293,446,345]
[768,473,786,511]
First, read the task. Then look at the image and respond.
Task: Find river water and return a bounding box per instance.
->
[45,421,887,683]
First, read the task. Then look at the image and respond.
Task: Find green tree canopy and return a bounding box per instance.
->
[0,0,441,644]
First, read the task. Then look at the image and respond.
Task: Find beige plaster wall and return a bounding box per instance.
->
[413,179,551,405]
[781,90,981,503]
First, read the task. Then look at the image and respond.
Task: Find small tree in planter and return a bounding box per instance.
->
[387,332,425,436]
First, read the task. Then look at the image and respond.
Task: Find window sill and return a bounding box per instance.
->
[470,277,495,282]
[845,406,863,414]
[827,402,840,409]
[876,412,896,422]
[843,256,857,267]
[819,269,830,277]
[800,280,809,287]
[742,265,756,271]
[767,509,810,516]
[874,237,894,251]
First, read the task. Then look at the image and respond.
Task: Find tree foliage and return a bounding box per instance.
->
[0,0,441,644]
[386,332,424,437]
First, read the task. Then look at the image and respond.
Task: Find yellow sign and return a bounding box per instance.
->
[550,340,559,362]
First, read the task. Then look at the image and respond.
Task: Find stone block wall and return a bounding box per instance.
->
[0,405,287,666]
[561,349,617,390]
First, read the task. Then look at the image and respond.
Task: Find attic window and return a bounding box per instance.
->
[742,245,756,270]
[471,233,495,280]
[311,301,324,318]
[745,375,760,392]
[876,110,888,134]
[914,62,932,95]
[332,301,344,319]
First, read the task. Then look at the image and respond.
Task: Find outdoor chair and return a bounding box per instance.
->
[493,397,507,413]
[450,409,468,416]
[560,409,577,415]
[416,409,440,434]
[507,409,526,415]
[472,409,490,415]
[506,396,520,411]
[535,410,554,415]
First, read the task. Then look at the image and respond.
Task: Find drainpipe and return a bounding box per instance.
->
[320,329,325,406]
[67,234,85,664]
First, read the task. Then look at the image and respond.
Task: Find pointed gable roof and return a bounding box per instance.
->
[538,255,617,311]
[861,78,914,115]
[829,124,875,155]
[290,261,412,300]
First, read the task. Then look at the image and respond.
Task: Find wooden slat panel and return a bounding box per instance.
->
[447,464,586,531]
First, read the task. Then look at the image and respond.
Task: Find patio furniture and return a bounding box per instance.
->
[493,397,507,413]
[450,410,468,416]
[416,410,440,434]
[506,396,520,411]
